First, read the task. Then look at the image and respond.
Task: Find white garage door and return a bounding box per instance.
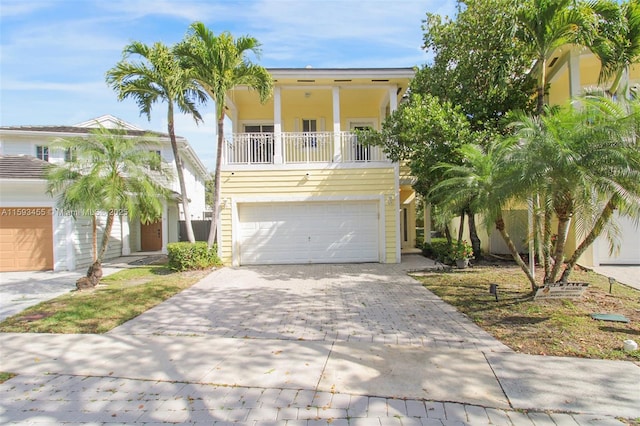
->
[238,201,380,265]
[597,214,640,265]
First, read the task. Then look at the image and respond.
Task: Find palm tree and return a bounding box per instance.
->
[106,41,207,243]
[516,0,593,115]
[47,126,173,286]
[430,141,539,291]
[175,22,273,247]
[589,0,640,95]
[510,96,640,283]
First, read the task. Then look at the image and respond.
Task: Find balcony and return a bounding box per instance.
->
[223,131,389,166]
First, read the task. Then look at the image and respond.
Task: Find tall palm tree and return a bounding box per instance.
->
[589,0,640,95]
[175,22,273,247]
[106,41,207,243]
[47,126,173,285]
[516,0,593,115]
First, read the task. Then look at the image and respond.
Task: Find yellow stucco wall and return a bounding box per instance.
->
[219,167,399,264]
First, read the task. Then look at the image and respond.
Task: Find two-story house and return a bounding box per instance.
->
[0,115,208,272]
[545,47,640,266]
[217,67,416,266]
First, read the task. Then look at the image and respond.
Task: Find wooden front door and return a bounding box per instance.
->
[141,220,162,251]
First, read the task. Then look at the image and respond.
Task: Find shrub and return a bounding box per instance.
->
[421,238,451,263]
[167,242,221,272]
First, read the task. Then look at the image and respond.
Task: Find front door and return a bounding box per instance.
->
[141,220,162,251]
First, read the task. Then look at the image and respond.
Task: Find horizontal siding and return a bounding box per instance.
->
[219,168,397,264]
[73,214,123,270]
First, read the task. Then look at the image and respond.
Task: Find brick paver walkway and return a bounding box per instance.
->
[111,260,510,352]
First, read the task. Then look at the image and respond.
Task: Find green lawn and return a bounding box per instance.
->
[0,265,210,334]
[414,264,640,362]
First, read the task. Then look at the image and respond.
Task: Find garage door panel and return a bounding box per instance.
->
[0,208,54,272]
[239,201,379,265]
[597,214,640,265]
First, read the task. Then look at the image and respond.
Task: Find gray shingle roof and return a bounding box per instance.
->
[0,125,168,138]
[0,155,51,179]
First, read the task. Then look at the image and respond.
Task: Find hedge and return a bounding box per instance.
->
[167,242,221,271]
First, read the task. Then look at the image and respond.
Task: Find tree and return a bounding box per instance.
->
[175,23,273,248]
[515,0,594,115]
[510,96,640,283]
[430,140,539,290]
[106,41,207,243]
[404,0,537,257]
[589,0,640,95]
[46,126,173,286]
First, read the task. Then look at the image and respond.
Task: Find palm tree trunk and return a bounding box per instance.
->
[549,212,572,283]
[496,213,537,292]
[536,57,547,116]
[559,197,617,283]
[457,210,465,243]
[97,211,115,263]
[207,113,225,248]
[444,225,452,246]
[467,210,482,260]
[167,106,195,243]
[92,214,97,262]
[542,202,553,283]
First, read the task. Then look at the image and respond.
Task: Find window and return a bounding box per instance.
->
[302,119,317,147]
[245,124,274,163]
[36,145,49,162]
[149,150,161,170]
[64,147,77,162]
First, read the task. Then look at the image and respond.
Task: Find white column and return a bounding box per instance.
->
[161,201,168,254]
[332,86,342,162]
[273,86,283,164]
[388,86,398,112]
[568,49,581,98]
[121,214,131,255]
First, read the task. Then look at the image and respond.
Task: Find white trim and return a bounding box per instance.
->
[231,194,385,267]
[394,162,401,263]
[221,162,392,172]
[347,118,378,131]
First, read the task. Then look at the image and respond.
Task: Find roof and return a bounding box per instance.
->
[0,155,50,179]
[0,125,167,138]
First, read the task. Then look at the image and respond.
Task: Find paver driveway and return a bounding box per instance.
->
[111,256,510,353]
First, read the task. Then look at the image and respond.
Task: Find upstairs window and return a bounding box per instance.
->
[36,145,49,162]
[149,150,162,170]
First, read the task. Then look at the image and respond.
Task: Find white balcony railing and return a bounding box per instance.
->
[224,131,388,165]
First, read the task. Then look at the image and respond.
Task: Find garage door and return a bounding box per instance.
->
[238,201,380,264]
[0,207,54,272]
[597,214,640,265]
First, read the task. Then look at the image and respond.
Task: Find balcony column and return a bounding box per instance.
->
[332,86,341,162]
[388,86,398,112]
[568,48,581,98]
[273,86,283,164]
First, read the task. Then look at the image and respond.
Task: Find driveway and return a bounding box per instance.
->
[110,258,509,352]
[1,255,638,424]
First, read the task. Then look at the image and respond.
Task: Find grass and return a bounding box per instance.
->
[413,262,640,362]
[0,264,210,334]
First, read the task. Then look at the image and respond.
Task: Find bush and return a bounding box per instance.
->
[421,238,451,263]
[167,242,221,272]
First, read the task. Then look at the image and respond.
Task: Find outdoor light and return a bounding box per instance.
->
[489,284,499,302]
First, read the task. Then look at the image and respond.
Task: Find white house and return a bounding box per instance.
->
[0,115,208,272]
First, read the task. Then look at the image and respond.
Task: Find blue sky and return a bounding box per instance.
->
[1,0,456,171]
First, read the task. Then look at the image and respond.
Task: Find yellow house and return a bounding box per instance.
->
[546,46,639,266]
[218,67,416,266]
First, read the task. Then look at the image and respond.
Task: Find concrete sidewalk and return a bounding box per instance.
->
[1,333,637,424]
[1,258,638,425]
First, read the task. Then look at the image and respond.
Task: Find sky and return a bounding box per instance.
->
[0,0,457,172]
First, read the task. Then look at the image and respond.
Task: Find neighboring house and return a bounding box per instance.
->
[545,47,640,266]
[481,47,640,266]
[218,67,415,266]
[0,115,208,272]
